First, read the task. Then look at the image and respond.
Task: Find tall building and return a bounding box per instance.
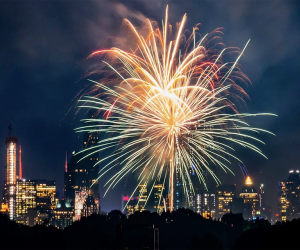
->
[122,196,140,216]
[74,188,88,221]
[239,176,259,220]
[5,134,18,220]
[181,123,217,212]
[15,179,36,225]
[83,110,100,209]
[35,180,56,211]
[82,194,98,217]
[138,184,147,211]
[255,183,272,221]
[259,183,265,208]
[145,183,165,213]
[174,164,183,210]
[64,110,100,212]
[64,151,89,203]
[278,170,300,222]
[153,183,165,213]
[121,186,147,215]
[1,182,9,215]
[15,179,56,226]
[34,180,56,225]
[187,165,217,214]
[216,184,236,218]
[195,193,216,219]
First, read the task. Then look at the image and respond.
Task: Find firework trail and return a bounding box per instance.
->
[75,6,275,211]
[239,162,249,179]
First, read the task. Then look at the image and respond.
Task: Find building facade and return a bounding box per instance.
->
[239,176,259,220]
[5,136,18,220]
[152,183,165,213]
[278,170,300,222]
[50,199,73,229]
[195,193,216,218]
[15,180,36,225]
[123,196,140,216]
[216,184,236,218]
[64,110,100,213]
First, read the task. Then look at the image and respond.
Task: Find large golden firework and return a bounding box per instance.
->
[75,6,275,211]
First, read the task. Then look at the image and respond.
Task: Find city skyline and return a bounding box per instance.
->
[2,124,299,225]
[1,0,299,216]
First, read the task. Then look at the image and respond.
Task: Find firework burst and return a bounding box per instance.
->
[75,6,275,211]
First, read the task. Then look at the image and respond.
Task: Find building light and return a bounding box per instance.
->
[245,176,252,185]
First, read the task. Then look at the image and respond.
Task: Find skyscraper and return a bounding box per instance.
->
[182,123,217,213]
[138,184,147,211]
[259,184,265,208]
[239,176,259,220]
[216,184,236,218]
[74,188,88,221]
[278,170,300,222]
[5,133,18,220]
[83,110,100,209]
[15,179,36,225]
[15,179,56,226]
[64,151,89,203]
[122,196,140,216]
[145,183,165,213]
[82,194,98,217]
[64,110,100,212]
[35,180,56,211]
[195,193,216,219]
[153,183,165,213]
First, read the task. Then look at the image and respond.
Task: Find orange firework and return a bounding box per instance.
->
[75,6,275,212]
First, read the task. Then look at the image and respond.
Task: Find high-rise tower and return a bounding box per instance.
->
[278,170,300,222]
[64,110,100,213]
[239,176,259,220]
[216,184,236,218]
[5,124,18,220]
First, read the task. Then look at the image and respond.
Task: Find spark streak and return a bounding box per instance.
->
[75,6,276,212]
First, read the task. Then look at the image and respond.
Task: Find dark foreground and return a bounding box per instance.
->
[0,209,298,249]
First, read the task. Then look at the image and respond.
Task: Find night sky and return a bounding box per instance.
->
[1,0,300,216]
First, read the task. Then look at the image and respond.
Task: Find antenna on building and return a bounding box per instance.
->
[65,151,68,172]
[19,145,22,179]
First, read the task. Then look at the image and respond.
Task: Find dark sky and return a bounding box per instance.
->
[0,0,300,216]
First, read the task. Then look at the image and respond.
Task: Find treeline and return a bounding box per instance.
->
[0,209,297,249]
